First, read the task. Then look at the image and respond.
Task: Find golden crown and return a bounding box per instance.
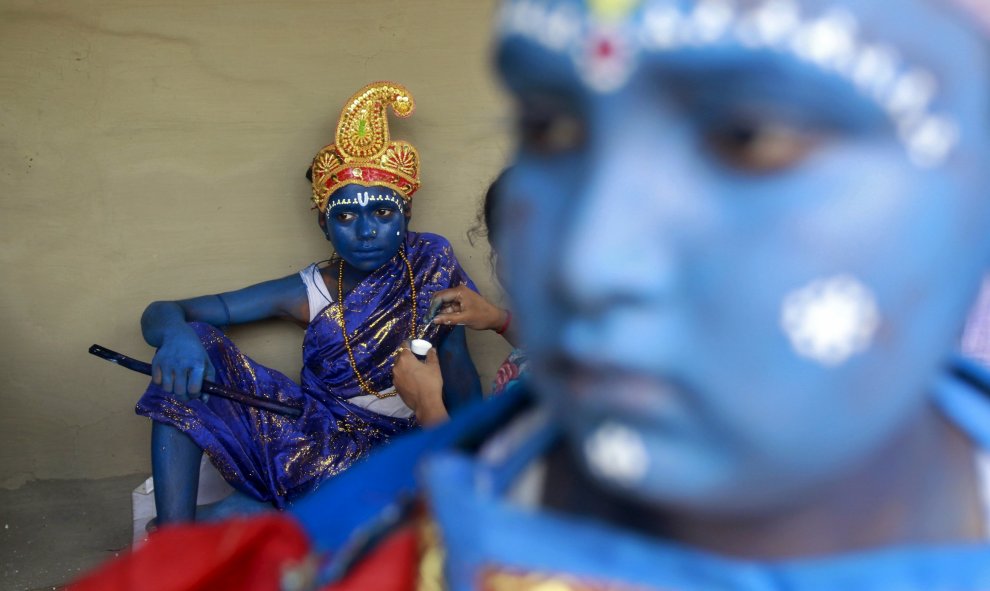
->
[310,81,421,212]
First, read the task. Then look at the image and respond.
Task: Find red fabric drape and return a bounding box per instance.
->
[67,515,419,591]
[68,516,310,591]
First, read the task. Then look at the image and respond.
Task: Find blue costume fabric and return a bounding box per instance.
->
[136,231,474,508]
[288,359,990,590]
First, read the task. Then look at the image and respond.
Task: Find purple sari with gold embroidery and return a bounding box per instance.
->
[135,231,473,508]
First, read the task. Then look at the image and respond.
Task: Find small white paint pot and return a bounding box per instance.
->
[410,339,433,361]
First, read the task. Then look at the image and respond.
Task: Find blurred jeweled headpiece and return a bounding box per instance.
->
[311,81,420,212]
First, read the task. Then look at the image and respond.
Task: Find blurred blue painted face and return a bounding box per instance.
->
[496,0,990,513]
[325,184,407,272]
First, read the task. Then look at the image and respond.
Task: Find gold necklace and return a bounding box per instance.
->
[338,248,417,398]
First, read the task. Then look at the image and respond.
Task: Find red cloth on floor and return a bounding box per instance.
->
[67,514,420,591]
[68,515,310,591]
[319,525,418,591]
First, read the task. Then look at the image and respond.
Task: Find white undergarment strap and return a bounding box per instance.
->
[299,263,333,323]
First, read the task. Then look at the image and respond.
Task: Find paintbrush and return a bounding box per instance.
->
[417,297,444,340]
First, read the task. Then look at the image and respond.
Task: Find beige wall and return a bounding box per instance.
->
[0,0,512,487]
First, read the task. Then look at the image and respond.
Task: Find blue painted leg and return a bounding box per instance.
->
[151,421,202,524]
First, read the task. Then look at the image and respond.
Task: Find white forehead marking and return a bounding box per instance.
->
[577,25,638,92]
[690,0,735,43]
[780,275,880,367]
[546,4,583,50]
[326,192,405,214]
[583,421,650,485]
[850,45,900,98]
[498,0,960,168]
[737,0,800,48]
[791,8,858,71]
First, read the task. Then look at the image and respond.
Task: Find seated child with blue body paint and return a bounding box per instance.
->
[135,82,481,526]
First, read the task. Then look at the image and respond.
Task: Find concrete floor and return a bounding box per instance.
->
[0,474,144,591]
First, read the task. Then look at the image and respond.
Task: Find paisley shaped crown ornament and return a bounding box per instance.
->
[311,81,420,211]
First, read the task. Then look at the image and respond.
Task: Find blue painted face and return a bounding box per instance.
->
[496,0,990,513]
[323,184,407,272]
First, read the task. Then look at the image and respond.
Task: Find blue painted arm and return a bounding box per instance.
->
[140,274,308,397]
[437,325,483,414]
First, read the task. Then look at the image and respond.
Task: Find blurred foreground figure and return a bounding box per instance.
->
[72,0,990,589]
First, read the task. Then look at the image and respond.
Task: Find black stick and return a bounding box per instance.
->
[89,344,303,419]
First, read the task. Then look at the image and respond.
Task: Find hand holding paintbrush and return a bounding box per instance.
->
[420,286,512,342]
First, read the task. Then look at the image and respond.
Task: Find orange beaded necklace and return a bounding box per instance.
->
[337,248,418,398]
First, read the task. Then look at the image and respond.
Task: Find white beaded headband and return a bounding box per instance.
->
[498,0,974,168]
[326,191,406,214]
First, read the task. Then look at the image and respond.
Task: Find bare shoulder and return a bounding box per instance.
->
[213,273,310,326]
